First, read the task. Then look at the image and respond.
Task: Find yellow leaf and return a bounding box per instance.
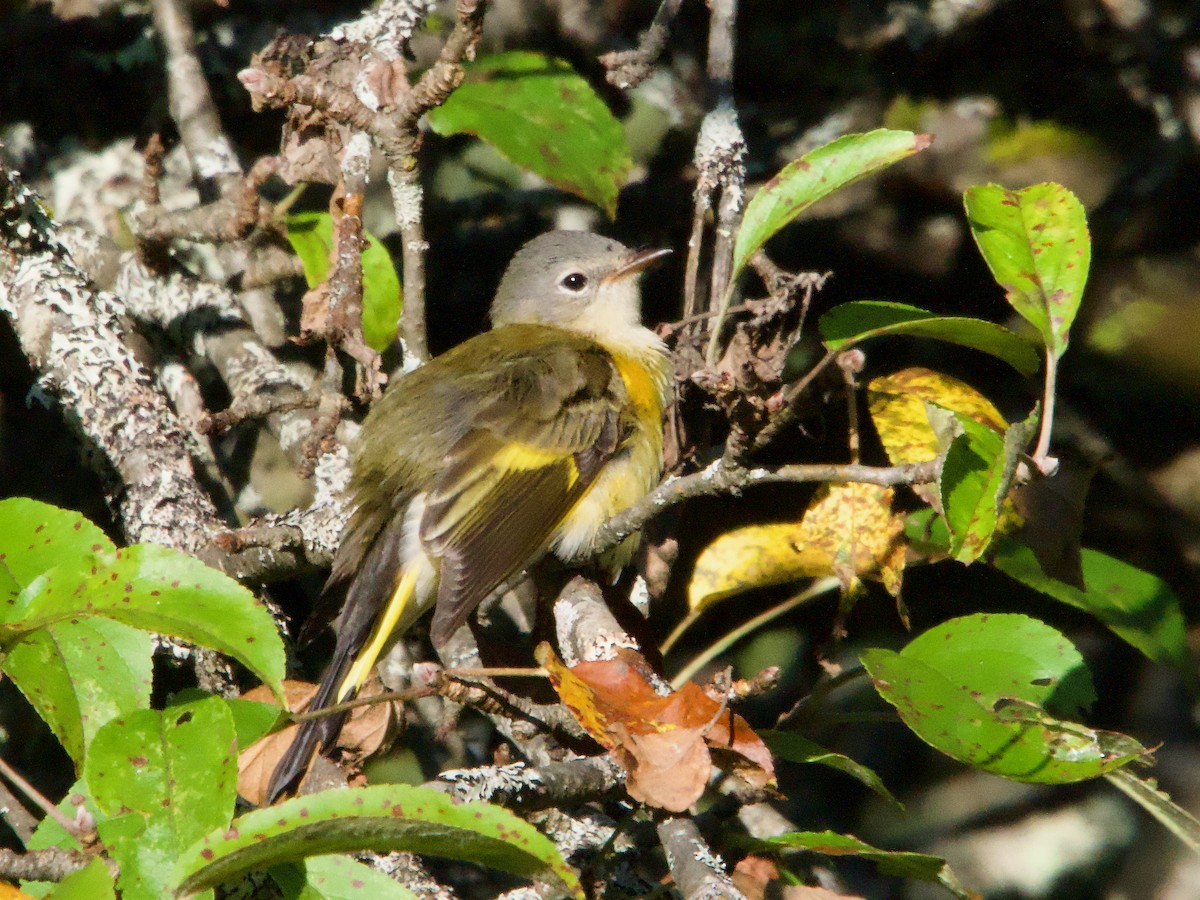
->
[867,367,1007,465]
[688,483,906,611]
[688,522,831,612]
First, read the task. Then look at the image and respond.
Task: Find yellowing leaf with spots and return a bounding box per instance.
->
[867,368,1008,465]
[688,483,906,612]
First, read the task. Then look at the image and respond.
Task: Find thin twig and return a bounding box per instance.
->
[149,0,241,201]
[747,347,841,454]
[775,665,866,728]
[392,0,488,365]
[289,685,435,723]
[600,0,686,89]
[0,778,37,845]
[0,756,86,840]
[670,578,840,688]
[683,202,708,323]
[663,302,751,335]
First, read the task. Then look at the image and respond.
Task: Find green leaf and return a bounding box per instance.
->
[361,233,403,352]
[86,697,236,900]
[426,52,631,217]
[747,831,968,898]
[0,498,113,595]
[991,540,1192,675]
[818,300,1040,375]
[761,731,901,809]
[174,785,582,899]
[286,211,333,288]
[86,697,237,828]
[286,211,403,352]
[225,696,288,751]
[4,617,151,765]
[939,409,1038,562]
[734,129,932,278]
[98,812,205,900]
[1105,768,1200,856]
[862,614,1148,782]
[47,858,115,900]
[1,544,285,704]
[168,688,286,752]
[963,182,1090,355]
[907,612,1096,714]
[270,855,420,900]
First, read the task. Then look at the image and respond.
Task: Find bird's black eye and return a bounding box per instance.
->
[560,272,588,292]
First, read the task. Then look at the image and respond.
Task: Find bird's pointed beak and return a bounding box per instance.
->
[603,247,672,283]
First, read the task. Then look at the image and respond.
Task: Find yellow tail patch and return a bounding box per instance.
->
[338,566,420,701]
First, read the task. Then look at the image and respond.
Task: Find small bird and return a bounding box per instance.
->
[267,230,672,801]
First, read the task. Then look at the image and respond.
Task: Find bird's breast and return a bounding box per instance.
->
[552,347,670,563]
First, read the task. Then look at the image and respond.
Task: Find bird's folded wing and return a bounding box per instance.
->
[421,348,629,647]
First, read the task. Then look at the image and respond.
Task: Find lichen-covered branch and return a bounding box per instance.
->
[0,165,224,552]
[0,848,116,885]
[600,0,686,89]
[437,757,624,811]
[658,816,744,899]
[239,0,488,366]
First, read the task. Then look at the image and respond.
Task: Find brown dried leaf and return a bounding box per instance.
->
[278,127,342,185]
[334,679,395,761]
[236,678,392,805]
[237,682,317,806]
[613,725,712,812]
[706,706,777,790]
[732,855,780,900]
[537,644,776,812]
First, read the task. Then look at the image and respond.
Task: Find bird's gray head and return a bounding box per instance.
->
[490,231,669,340]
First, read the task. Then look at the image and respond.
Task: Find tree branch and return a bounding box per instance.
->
[658,816,744,899]
[0,848,115,885]
[149,0,241,201]
[593,457,940,555]
[0,166,225,552]
[600,0,686,90]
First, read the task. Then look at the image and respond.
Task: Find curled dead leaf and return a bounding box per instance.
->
[537,643,775,812]
[237,678,394,805]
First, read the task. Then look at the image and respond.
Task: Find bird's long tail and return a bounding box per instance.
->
[265,567,420,803]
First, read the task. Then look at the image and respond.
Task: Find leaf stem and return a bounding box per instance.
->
[704,281,738,365]
[448,666,548,679]
[660,610,702,656]
[1033,345,1057,462]
[669,577,839,688]
[776,665,867,728]
[1105,768,1200,855]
